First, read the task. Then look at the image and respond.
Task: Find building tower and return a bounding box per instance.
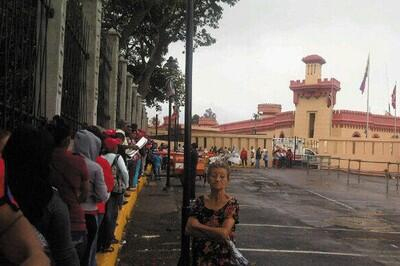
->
[290,55,341,139]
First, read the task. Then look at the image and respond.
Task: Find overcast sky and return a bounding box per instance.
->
[147,0,400,125]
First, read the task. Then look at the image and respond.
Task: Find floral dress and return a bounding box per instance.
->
[189,195,240,266]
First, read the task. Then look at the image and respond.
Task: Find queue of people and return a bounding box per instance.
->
[0,117,151,265]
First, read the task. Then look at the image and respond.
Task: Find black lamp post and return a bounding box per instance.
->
[178,0,193,264]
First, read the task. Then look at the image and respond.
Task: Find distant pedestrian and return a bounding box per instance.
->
[250,146,255,166]
[185,161,240,265]
[255,147,261,168]
[240,148,248,167]
[286,149,293,168]
[263,149,269,168]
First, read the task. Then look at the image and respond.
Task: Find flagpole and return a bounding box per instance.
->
[366,58,370,138]
[395,81,397,138]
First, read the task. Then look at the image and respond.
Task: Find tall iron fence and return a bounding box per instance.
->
[97,33,112,128]
[61,0,89,130]
[0,0,51,129]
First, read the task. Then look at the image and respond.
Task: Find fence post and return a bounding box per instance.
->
[337,158,340,179]
[357,160,361,184]
[126,73,133,123]
[327,157,331,176]
[45,0,67,119]
[397,163,399,192]
[385,169,389,195]
[347,159,350,185]
[106,28,120,129]
[306,156,310,176]
[82,0,103,125]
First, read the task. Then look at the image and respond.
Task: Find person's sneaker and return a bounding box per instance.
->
[123,200,129,205]
[124,192,131,197]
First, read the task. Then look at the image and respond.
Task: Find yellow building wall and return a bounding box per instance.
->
[294,96,332,139]
[305,63,322,84]
[319,138,400,174]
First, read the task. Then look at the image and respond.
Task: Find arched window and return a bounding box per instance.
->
[352,131,361,138]
[279,131,285,138]
[372,133,380,138]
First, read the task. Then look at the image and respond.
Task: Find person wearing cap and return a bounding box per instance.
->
[100,137,129,250]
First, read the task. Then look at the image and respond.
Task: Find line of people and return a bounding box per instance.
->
[0,117,150,266]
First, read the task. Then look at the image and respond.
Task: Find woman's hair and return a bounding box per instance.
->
[207,161,231,179]
[47,116,71,147]
[0,129,11,141]
[3,125,54,224]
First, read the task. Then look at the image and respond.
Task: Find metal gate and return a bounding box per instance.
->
[97,33,112,128]
[61,0,89,130]
[0,0,51,129]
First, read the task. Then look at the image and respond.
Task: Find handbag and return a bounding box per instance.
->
[227,240,250,266]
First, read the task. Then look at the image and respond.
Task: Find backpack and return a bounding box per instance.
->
[111,154,124,194]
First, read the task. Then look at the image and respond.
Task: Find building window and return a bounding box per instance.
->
[204,137,207,149]
[308,113,316,138]
[352,142,356,154]
[279,131,285,138]
[352,131,361,138]
[264,139,266,148]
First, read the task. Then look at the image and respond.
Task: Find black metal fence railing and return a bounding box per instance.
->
[0,0,51,130]
[61,0,89,130]
[97,33,112,128]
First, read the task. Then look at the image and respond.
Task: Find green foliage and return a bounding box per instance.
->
[102,0,239,106]
[203,108,216,120]
[192,114,200,124]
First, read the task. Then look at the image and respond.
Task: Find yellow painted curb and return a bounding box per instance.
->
[97,176,147,266]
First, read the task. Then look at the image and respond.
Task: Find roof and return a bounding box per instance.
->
[302,54,326,65]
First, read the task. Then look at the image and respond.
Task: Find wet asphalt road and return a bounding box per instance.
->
[119,168,400,265]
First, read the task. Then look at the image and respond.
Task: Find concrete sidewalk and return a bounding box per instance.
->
[118,177,183,266]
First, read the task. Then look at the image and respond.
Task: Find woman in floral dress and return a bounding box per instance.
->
[186,161,240,265]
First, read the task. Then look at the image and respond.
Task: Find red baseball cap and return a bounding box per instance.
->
[104,137,122,150]
[103,129,117,137]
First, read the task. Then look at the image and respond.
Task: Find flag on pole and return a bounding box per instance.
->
[165,76,175,98]
[359,56,370,94]
[392,84,397,109]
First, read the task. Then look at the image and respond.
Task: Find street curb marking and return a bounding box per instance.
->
[97,176,147,266]
[306,189,355,210]
[238,223,400,235]
[238,248,365,257]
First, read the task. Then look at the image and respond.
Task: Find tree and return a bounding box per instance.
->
[102,0,239,100]
[192,114,200,124]
[203,108,216,120]
[134,56,185,110]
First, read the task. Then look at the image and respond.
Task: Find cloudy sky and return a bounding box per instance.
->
[147,0,400,124]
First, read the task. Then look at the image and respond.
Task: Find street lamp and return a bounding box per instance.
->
[165,76,175,189]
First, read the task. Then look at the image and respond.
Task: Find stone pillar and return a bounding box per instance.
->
[45,0,67,119]
[118,57,127,121]
[82,0,102,125]
[131,84,138,124]
[106,28,120,129]
[136,94,142,126]
[126,73,133,123]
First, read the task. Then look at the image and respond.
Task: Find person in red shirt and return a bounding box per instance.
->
[240,148,248,167]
